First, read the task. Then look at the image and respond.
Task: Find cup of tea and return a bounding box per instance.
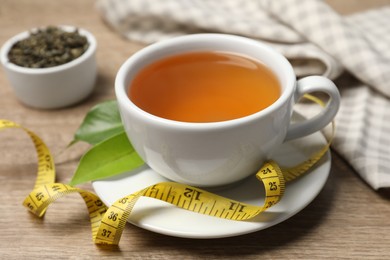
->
[115,34,340,187]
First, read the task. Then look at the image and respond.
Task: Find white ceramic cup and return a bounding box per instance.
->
[116,34,340,187]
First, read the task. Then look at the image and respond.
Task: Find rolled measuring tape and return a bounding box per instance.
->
[0,95,333,246]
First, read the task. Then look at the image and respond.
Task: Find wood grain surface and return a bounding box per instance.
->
[1,0,389,259]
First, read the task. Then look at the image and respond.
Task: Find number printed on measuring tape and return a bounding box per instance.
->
[0,120,55,188]
[0,96,333,246]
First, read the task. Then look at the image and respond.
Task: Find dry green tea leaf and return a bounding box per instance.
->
[8,26,89,68]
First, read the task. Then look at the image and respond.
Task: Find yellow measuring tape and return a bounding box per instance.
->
[0,95,333,246]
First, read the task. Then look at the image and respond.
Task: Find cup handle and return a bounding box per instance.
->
[285,76,340,141]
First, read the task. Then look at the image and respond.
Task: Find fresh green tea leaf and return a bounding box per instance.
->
[69,132,144,186]
[70,100,125,146]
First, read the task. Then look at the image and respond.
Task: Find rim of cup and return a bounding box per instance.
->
[116,33,296,129]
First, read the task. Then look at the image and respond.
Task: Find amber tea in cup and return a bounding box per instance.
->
[116,34,340,187]
[128,51,281,123]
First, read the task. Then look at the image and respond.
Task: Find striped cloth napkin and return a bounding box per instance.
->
[96,0,390,190]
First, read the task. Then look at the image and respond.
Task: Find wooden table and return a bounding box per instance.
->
[1,0,389,258]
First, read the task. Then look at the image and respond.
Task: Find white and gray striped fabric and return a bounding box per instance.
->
[96,0,390,189]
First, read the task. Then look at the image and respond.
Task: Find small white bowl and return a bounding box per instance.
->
[0,25,97,109]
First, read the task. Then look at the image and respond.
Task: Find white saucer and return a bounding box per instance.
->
[92,130,330,239]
